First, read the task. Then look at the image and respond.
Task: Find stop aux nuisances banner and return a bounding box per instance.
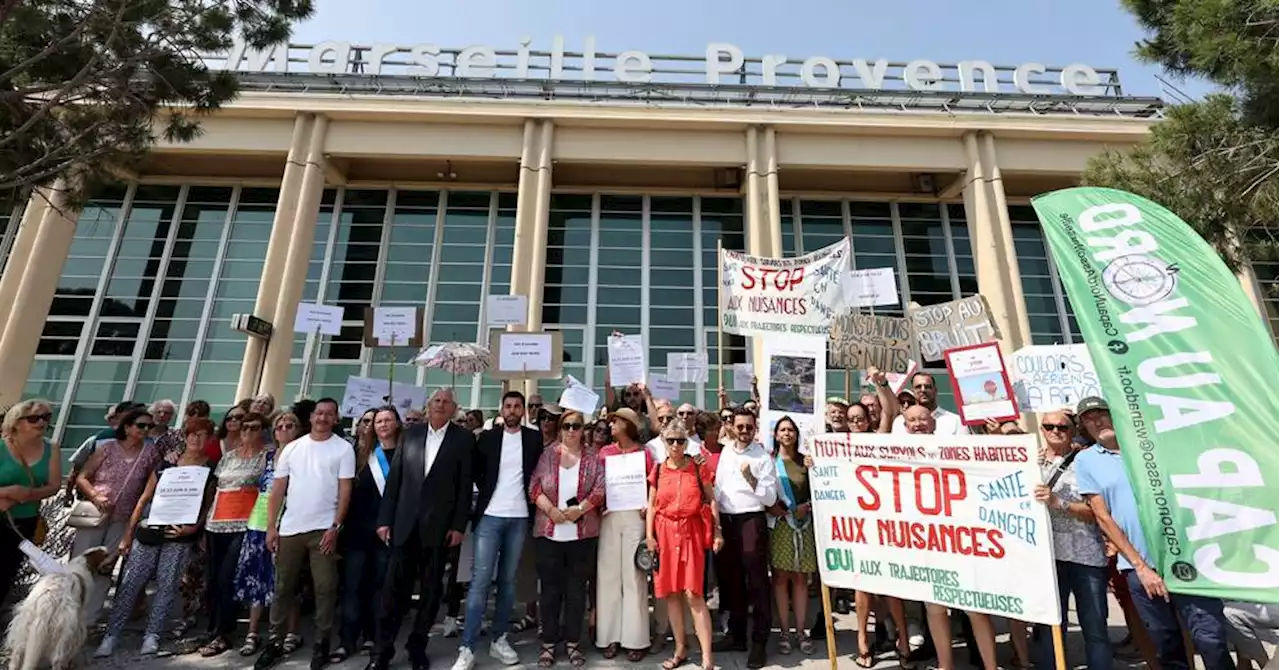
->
[719,238,850,337]
[809,432,1061,625]
[1032,187,1279,602]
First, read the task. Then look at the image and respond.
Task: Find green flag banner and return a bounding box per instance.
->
[1032,187,1278,602]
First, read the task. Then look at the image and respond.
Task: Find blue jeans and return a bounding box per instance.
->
[1124,569,1232,670]
[1033,561,1112,670]
[461,515,529,649]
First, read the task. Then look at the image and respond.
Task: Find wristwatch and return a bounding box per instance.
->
[876,379,890,388]
[330,523,344,532]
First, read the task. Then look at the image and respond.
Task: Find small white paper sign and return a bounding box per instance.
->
[19,540,65,575]
[340,376,426,419]
[648,373,682,402]
[486,295,528,327]
[732,363,755,392]
[497,333,553,374]
[604,451,648,512]
[607,334,647,387]
[559,384,600,415]
[294,302,344,336]
[666,352,708,384]
[843,267,899,308]
[373,306,417,346]
[146,466,212,526]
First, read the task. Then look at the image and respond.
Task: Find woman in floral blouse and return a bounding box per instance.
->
[528,410,605,668]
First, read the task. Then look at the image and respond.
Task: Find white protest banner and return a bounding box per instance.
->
[1008,344,1102,412]
[666,352,708,384]
[648,373,682,403]
[147,466,212,526]
[604,451,648,511]
[373,306,417,346]
[908,295,1000,361]
[485,294,528,327]
[607,334,646,386]
[809,431,1059,625]
[760,334,826,454]
[294,302,344,336]
[732,363,755,392]
[719,238,850,337]
[842,267,899,308]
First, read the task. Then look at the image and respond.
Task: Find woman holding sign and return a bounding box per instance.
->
[596,408,655,662]
[96,418,216,657]
[198,411,269,657]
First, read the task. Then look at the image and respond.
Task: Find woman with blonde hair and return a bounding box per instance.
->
[0,400,61,607]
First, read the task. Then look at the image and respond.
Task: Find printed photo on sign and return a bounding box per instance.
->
[909,295,999,361]
[760,335,827,457]
[808,431,1059,625]
[943,342,1019,425]
[719,238,850,337]
[767,355,816,415]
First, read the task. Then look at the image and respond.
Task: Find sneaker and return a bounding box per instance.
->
[94,635,117,658]
[908,621,925,649]
[441,616,460,638]
[489,635,519,665]
[451,647,476,670]
[140,634,160,655]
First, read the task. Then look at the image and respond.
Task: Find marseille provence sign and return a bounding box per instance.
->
[220,36,1114,97]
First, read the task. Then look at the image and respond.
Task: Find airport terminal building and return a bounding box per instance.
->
[0,38,1274,446]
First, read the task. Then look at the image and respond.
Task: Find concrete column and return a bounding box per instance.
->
[256,115,331,400]
[525,121,555,331]
[978,132,1033,347]
[742,127,771,383]
[235,114,316,400]
[0,180,78,404]
[508,120,539,302]
[0,191,50,337]
[763,127,783,257]
[960,132,1022,353]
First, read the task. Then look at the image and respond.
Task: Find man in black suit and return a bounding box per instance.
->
[368,388,474,670]
[447,391,543,670]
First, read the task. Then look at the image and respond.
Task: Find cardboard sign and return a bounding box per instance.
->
[827,312,913,373]
[943,342,1020,426]
[809,431,1060,625]
[909,296,1000,361]
[1008,344,1102,412]
[719,238,850,337]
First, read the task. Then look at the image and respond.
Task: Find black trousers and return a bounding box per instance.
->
[205,531,245,638]
[535,537,597,645]
[713,511,772,644]
[444,544,464,617]
[375,532,449,662]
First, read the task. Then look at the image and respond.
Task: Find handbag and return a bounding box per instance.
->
[67,499,108,529]
[635,457,712,573]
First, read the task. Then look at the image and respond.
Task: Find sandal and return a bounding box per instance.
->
[799,633,815,655]
[198,637,230,658]
[663,654,689,669]
[855,651,875,668]
[282,633,303,654]
[568,643,586,668]
[778,634,793,655]
[538,644,557,668]
[512,614,538,633]
[602,643,621,660]
[239,633,261,656]
[329,646,350,664]
[896,643,910,669]
[627,648,648,663]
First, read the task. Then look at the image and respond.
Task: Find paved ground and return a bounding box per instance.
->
[76,594,1152,670]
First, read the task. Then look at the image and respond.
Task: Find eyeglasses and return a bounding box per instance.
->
[133,422,154,431]
[656,415,673,424]
[22,413,52,424]
[1041,423,1073,433]
[243,423,263,431]
[666,437,687,445]
[562,423,584,431]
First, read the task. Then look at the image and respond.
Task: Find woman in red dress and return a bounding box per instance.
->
[645,421,722,670]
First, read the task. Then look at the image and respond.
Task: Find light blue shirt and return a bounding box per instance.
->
[1075,444,1149,571]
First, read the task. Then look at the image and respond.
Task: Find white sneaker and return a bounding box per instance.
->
[442,616,460,638]
[140,634,160,655]
[489,635,519,665]
[94,635,117,658]
[908,620,925,649]
[451,646,476,670]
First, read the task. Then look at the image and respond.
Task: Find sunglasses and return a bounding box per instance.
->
[528,404,543,411]
[594,424,611,431]
[227,415,244,422]
[540,413,560,422]
[276,422,296,430]
[562,423,584,431]
[360,418,373,424]
[666,437,687,445]
[243,423,263,431]
[719,414,732,421]
[1042,423,1073,433]
[133,422,154,430]
[22,413,52,424]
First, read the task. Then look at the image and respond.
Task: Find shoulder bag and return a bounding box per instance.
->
[68,442,147,529]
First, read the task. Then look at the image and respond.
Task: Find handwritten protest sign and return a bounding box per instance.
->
[909,295,1000,361]
[809,432,1059,625]
[827,312,913,373]
[719,239,850,337]
[1008,344,1102,412]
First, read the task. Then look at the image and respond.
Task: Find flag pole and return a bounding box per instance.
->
[717,239,726,403]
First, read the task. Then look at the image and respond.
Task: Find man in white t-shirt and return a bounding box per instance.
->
[256,398,356,670]
[892,372,964,436]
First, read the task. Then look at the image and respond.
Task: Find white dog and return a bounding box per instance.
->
[5,546,117,670]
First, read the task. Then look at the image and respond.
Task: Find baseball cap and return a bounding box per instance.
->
[1075,396,1109,416]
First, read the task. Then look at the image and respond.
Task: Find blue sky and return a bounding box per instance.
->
[289,0,1212,99]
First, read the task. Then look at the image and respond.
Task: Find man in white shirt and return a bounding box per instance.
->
[451,391,543,670]
[892,372,964,435]
[257,398,355,670]
[712,408,778,669]
[645,401,702,462]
